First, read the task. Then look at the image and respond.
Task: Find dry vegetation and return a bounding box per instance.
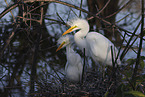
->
[0,0,144,97]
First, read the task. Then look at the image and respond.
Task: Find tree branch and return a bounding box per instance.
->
[131,0,144,90]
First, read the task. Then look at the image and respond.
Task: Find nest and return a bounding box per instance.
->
[33,67,122,97]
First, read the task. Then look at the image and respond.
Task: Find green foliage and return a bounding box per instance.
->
[115,84,145,97]
[126,58,136,66]
[126,57,145,72]
[116,56,145,97]
[140,56,145,68]
[104,91,109,97]
[124,91,145,97]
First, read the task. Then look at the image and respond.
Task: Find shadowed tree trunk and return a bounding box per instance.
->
[0,2,49,96]
[16,1,66,95]
[0,0,68,95]
[18,2,49,94]
[87,0,121,46]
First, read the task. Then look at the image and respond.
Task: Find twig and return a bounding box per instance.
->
[104,82,114,97]
[30,24,41,93]
[24,0,112,25]
[79,0,83,17]
[111,46,116,81]
[131,0,144,90]
[17,16,40,22]
[39,53,63,82]
[0,24,20,59]
[123,33,140,57]
[56,12,66,25]
[0,3,18,19]
[120,20,141,60]
[115,31,126,63]
[87,0,111,20]
[44,17,66,25]
[28,2,47,13]
[81,48,86,84]
[116,14,130,23]
[40,2,44,25]
[105,0,132,19]
[4,0,16,22]
[111,46,115,67]
[0,0,134,35]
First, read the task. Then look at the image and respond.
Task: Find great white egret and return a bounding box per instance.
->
[62,18,121,66]
[56,35,83,82]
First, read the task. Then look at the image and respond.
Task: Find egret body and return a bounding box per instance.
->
[56,35,83,82]
[62,18,121,66]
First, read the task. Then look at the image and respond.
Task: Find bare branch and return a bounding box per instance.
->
[17,16,40,22]
[0,25,18,58]
[131,0,144,90]
[105,0,132,19]
[40,2,44,25]
[0,3,18,19]
[4,0,16,22]
[90,0,111,18]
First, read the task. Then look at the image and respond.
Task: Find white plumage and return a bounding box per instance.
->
[56,35,83,82]
[62,18,121,66]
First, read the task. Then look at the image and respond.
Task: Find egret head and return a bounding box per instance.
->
[56,35,74,52]
[62,18,89,36]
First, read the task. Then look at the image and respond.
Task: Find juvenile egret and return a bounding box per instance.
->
[56,35,83,82]
[62,18,121,66]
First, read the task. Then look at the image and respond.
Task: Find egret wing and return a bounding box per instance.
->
[86,32,114,64]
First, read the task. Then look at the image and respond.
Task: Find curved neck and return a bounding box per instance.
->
[74,31,87,51]
[66,44,76,66]
[66,44,74,56]
[66,44,71,54]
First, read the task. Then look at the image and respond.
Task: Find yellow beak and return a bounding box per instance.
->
[62,25,77,36]
[56,42,66,52]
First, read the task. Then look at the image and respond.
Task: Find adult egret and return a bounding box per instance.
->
[62,18,121,66]
[56,35,83,82]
